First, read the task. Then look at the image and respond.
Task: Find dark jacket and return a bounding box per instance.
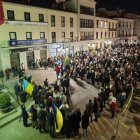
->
[82,113,89,128]
[48,112,55,125]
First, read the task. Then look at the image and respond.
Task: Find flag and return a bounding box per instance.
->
[0,0,4,25]
[22,79,34,95]
[52,102,63,133]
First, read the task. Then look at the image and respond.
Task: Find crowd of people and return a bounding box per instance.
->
[12,43,140,138]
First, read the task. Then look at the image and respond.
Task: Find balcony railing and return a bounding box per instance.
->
[80,36,94,41]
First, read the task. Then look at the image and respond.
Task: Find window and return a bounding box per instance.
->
[52,32,56,43]
[24,12,30,21]
[115,32,117,37]
[108,32,110,38]
[9,32,17,40]
[70,32,73,40]
[105,22,107,28]
[112,32,114,37]
[26,32,32,40]
[61,32,65,41]
[39,14,44,22]
[61,16,65,27]
[7,10,15,20]
[105,32,107,38]
[101,32,103,39]
[109,22,110,29]
[80,6,94,16]
[70,17,73,27]
[96,20,99,28]
[80,18,93,28]
[51,15,55,27]
[100,21,103,28]
[96,32,98,39]
[40,32,45,39]
[112,23,114,28]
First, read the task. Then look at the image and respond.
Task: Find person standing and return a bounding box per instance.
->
[86,99,94,122]
[109,96,116,118]
[44,78,49,88]
[5,68,10,80]
[82,110,90,137]
[54,65,60,80]
[37,108,47,133]
[93,97,100,122]
[21,106,28,127]
[14,81,22,100]
[48,107,55,138]
[29,105,38,128]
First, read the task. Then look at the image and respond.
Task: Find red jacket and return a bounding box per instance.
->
[110,102,116,112]
[55,66,60,73]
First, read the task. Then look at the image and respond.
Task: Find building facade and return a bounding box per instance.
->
[46,9,78,57]
[115,18,138,45]
[94,17,118,49]
[134,19,140,44]
[0,2,48,70]
[0,1,139,70]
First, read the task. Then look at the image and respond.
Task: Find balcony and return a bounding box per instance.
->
[5,20,48,26]
[118,34,133,37]
[80,36,94,41]
[109,28,117,31]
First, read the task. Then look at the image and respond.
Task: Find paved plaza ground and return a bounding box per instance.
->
[0,68,139,140]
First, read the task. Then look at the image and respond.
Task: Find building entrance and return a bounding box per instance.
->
[26,51,34,68]
[10,53,20,68]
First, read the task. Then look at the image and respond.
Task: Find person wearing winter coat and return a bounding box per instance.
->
[29,105,38,128]
[48,108,55,138]
[93,97,100,122]
[37,108,47,133]
[108,93,116,118]
[82,110,90,137]
[21,106,28,127]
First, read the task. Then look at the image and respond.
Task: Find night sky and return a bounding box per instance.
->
[4,0,140,14]
[96,0,140,14]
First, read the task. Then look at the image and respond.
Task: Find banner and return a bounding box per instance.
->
[0,0,4,25]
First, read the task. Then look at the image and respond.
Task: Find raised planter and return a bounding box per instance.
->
[0,92,12,113]
[0,105,13,113]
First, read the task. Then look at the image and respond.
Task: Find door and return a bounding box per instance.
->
[26,51,34,68]
[40,50,47,61]
[10,53,20,68]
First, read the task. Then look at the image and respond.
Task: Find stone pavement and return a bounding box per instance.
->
[0,69,139,140]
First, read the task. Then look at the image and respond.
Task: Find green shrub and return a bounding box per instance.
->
[0,93,11,109]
